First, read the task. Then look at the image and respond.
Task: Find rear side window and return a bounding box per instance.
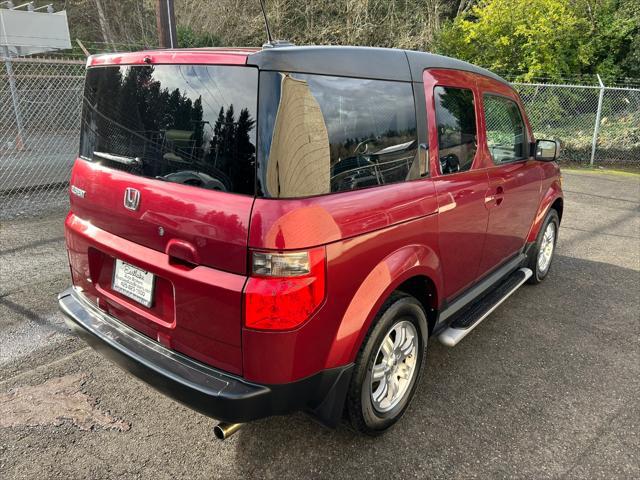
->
[434,86,477,174]
[483,95,527,163]
[80,65,258,195]
[257,72,418,198]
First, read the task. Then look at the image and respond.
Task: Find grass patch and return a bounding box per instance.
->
[561,164,640,177]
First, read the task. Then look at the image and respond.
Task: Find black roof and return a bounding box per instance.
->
[247,46,510,86]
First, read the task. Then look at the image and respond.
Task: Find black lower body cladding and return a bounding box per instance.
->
[58,287,353,426]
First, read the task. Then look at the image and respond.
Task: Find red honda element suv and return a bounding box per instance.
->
[59,46,563,437]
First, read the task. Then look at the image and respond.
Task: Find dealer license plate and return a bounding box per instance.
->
[112,259,155,307]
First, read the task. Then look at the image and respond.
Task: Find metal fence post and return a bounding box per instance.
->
[2,45,26,150]
[590,74,605,166]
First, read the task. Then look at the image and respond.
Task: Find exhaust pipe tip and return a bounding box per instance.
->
[213,422,243,440]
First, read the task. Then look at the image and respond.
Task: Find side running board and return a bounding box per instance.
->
[438,268,532,347]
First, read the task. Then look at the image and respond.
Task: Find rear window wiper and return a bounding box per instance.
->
[93,151,141,166]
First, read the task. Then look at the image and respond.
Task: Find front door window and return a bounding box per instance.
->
[483,95,527,164]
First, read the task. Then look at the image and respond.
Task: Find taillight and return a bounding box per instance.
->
[243,247,326,331]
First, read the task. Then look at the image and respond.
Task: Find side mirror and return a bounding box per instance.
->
[534,139,560,162]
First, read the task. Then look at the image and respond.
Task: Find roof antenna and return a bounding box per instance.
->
[258,0,273,46]
[258,0,293,48]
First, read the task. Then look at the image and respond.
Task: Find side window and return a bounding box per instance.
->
[257,72,418,198]
[434,86,477,174]
[483,94,527,163]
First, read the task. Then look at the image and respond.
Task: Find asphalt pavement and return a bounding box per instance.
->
[0,169,638,479]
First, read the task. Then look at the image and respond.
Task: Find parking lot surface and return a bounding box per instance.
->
[0,170,638,479]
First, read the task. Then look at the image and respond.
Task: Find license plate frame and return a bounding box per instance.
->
[112,259,155,308]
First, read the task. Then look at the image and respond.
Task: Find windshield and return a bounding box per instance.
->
[79,65,258,195]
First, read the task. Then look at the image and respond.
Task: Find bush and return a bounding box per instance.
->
[177,26,221,48]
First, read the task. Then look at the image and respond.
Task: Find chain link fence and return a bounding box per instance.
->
[1,58,639,220]
[1,57,84,219]
[513,80,640,166]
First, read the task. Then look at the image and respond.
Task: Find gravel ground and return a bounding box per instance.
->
[0,170,638,479]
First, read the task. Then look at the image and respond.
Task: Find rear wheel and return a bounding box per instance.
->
[346,293,426,435]
[527,209,559,284]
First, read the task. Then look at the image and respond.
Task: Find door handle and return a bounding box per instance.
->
[495,185,504,206]
[166,238,200,268]
[485,185,505,208]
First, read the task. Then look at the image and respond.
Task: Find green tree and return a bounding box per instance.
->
[436,0,592,81]
[574,0,640,80]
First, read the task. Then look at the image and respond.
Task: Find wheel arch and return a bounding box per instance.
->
[324,244,442,370]
[527,183,563,243]
[550,197,563,222]
[394,275,438,335]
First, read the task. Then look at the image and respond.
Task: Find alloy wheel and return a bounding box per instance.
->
[538,222,556,273]
[370,320,418,413]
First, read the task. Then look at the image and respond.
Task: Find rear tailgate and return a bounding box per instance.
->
[66,59,259,374]
[67,160,252,374]
[65,209,247,374]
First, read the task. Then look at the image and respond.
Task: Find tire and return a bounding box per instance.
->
[526,208,560,284]
[345,292,427,435]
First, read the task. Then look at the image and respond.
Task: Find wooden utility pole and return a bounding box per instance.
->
[156,0,177,48]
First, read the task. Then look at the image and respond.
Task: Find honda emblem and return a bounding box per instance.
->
[124,187,141,211]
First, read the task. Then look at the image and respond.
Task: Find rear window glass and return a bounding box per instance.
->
[257,72,418,198]
[80,65,258,195]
